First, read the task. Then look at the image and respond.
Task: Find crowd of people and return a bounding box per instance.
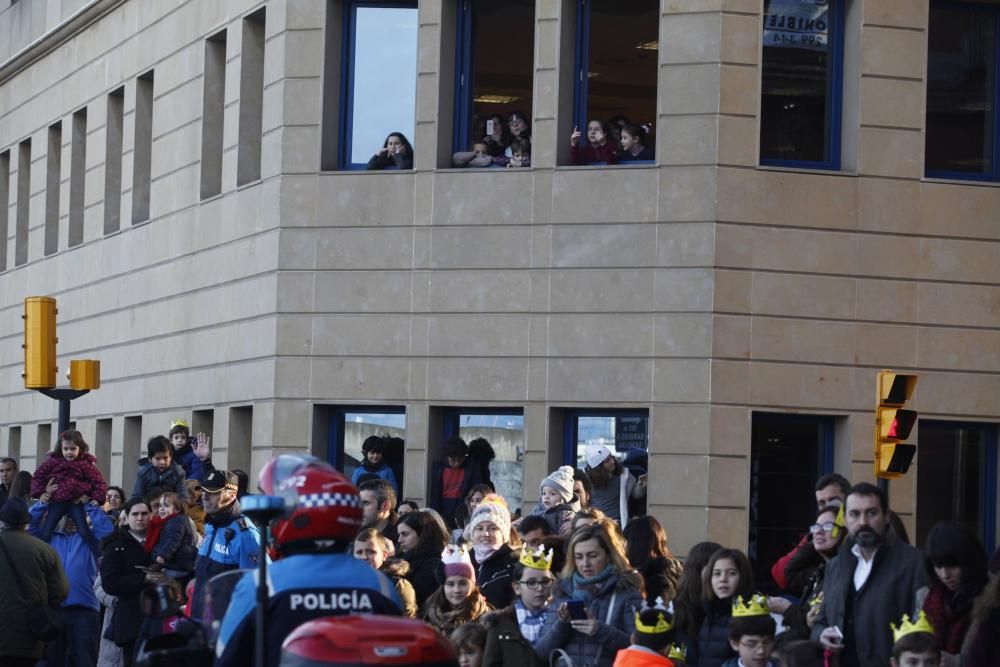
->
[0,425,997,667]
[365,113,656,171]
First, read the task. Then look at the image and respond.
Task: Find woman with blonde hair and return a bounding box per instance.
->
[534,523,644,667]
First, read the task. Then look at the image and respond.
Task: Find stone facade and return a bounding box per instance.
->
[1,0,998,553]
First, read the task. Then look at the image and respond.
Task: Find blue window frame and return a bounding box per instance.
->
[759,0,845,170]
[917,420,997,554]
[339,1,418,170]
[442,407,525,514]
[571,0,659,166]
[325,406,406,485]
[925,1,1000,181]
[452,0,535,156]
[561,409,649,469]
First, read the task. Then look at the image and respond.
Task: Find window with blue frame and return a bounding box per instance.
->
[917,420,997,554]
[326,407,406,496]
[925,2,998,181]
[759,0,844,169]
[443,409,525,515]
[452,0,535,165]
[339,2,418,170]
[569,0,658,166]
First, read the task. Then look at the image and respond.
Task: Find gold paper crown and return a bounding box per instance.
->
[170,418,189,429]
[635,597,674,634]
[732,594,769,617]
[667,643,687,662]
[519,545,553,571]
[890,611,935,643]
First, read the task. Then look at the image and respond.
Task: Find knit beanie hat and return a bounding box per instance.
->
[463,493,511,543]
[441,544,476,581]
[586,443,613,469]
[540,465,575,503]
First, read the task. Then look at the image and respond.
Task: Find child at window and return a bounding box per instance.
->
[570,119,619,165]
[146,491,198,583]
[31,429,108,556]
[482,114,512,157]
[133,436,188,502]
[619,124,655,162]
[350,435,399,495]
[421,544,490,635]
[452,141,496,168]
[505,112,532,159]
[367,132,414,170]
[506,138,531,168]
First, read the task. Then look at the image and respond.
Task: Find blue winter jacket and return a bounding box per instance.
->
[173,444,215,483]
[133,461,187,501]
[350,462,399,496]
[28,501,114,611]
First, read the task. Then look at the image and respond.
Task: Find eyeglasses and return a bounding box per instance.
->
[739,639,774,651]
[809,522,836,534]
[518,579,554,590]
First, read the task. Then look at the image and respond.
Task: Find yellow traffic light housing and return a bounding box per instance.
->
[68,359,101,390]
[22,296,58,389]
[874,370,918,479]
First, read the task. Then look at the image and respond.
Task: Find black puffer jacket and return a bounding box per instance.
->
[690,596,737,667]
[471,545,519,610]
[100,528,152,647]
[403,547,442,609]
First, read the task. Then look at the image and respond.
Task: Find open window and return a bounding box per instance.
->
[443,408,525,515]
[451,0,535,167]
[759,0,845,169]
[339,1,418,170]
[324,407,406,496]
[568,0,658,166]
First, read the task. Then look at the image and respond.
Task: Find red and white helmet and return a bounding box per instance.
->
[257,454,362,552]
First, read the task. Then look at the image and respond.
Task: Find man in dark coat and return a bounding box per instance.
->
[0,497,70,666]
[429,437,485,528]
[811,483,927,667]
[0,457,17,506]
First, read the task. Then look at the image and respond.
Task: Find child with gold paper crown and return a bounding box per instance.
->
[611,597,685,667]
[890,611,940,667]
[721,594,778,667]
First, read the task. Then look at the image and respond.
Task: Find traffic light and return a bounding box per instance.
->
[22,296,58,389]
[874,370,918,479]
[68,359,101,390]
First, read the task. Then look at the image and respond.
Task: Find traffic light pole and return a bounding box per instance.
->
[877,477,889,502]
[39,388,90,434]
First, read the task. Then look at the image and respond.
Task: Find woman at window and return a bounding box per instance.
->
[533,523,644,667]
[367,132,414,170]
[569,119,619,165]
[498,112,531,165]
[482,113,513,157]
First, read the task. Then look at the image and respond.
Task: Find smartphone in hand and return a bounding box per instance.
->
[486,119,495,136]
[566,600,588,621]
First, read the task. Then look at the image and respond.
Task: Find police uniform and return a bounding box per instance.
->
[214,553,402,666]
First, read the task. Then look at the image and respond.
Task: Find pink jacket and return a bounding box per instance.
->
[30,452,107,503]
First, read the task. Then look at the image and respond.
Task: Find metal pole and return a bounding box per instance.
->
[877,477,889,503]
[255,524,268,667]
[57,398,71,434]
[39,388,89,434]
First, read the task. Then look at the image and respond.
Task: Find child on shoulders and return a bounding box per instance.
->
[168,419,214,482]
[134,436,188,502]
[146,491,198,583]
[522,466,578,535]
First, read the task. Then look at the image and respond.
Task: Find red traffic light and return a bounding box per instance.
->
[886,409,917,440]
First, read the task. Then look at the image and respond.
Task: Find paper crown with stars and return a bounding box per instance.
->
[732,594,770,618]
[667,643,687,663]
[890,611,935,643]
[170,418,189,429]
[634,597,674,634]
[519,544,554,571]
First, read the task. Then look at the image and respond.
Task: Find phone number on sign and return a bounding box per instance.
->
[769,32,827,47]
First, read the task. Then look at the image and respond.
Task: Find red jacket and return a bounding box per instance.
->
[30,452,107,503]
[570,141,620,165]
[771,534,809,590]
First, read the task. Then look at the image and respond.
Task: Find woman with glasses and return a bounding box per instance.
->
[534,523,644,667]
[768,505,845,641]
[482,548,558,667]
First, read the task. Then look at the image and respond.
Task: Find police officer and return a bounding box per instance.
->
[214,455,402,667]
[190,470,261,622]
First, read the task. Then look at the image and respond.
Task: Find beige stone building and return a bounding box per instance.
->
[1,0,997,571]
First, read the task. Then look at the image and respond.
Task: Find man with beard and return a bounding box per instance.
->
[811,483,926,667]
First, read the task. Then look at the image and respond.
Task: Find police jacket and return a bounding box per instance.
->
[190,503,261,621]
[214,552,403,667]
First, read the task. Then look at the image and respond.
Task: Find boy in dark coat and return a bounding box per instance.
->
[133,436,188,502]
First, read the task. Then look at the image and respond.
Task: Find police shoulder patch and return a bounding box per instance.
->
[236,518,249,531]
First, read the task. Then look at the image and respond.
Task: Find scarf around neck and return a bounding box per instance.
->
[571,565,615,602]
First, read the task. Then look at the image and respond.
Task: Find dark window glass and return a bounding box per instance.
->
[572,0,658,163]
[760,0,842,167]
[342,3,418,168]
[925,6,997,177]
[917,421,997,553]
[454,0,535,154]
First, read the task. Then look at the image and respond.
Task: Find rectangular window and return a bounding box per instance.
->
[238,9,265,185]
[201,30,228,199]
[570,0,658,166]
[15,139,30,266]
[0,150,9,271]
[6,426,20,461]
[36,423,52,463]
[132,71,154,224]
[926,3,998,180]
[69,108,87,247]
[227,405,253,475]
[95,418,112,481]
[340,2,418,169]
[104,87,124,234]
[326,408,406,496]
[452,0,535,160]
[123,415,142,492]
[447,409,524,517]
[192,408,215,442]
[45,122,62,256]
[760,0,844,169]
[917,421,997,554]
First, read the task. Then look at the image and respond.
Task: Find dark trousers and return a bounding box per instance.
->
[46,606,99,667]
[39,502,101,557]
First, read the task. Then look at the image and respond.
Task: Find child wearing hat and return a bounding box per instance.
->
[584,444,646,527]
[421,544,490,635]
[524,466,580,535]
[482,546,558,667]
[612,600,679,667]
